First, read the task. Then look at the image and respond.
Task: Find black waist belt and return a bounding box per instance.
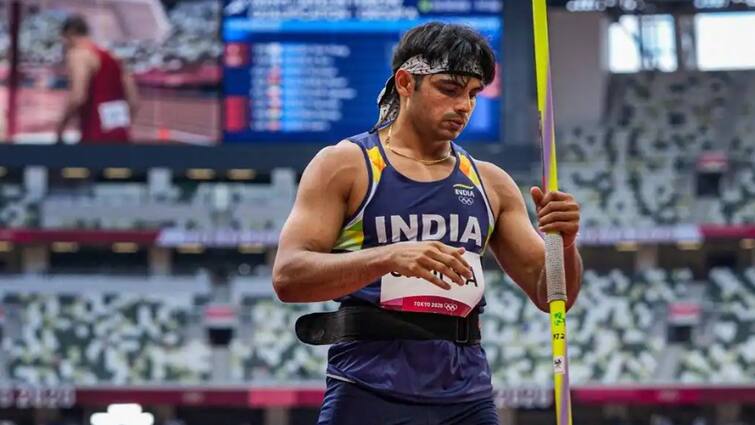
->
[295,303,481,346]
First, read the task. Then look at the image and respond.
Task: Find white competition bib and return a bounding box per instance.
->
[380,251,485,317]
[98,100,131,131]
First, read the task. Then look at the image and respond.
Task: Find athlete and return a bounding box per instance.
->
[55,15,138,144]
[273,22,583,424]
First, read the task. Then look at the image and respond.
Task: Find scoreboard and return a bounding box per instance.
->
[221,0,503,144]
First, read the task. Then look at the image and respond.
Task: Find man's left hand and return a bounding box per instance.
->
[530,187,580,248]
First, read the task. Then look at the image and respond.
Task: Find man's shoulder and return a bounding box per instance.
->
[316,139,364,164]
[301,140,367,200]
[306,140,366,182]
[474,160,524,215]
[475,160,518,190]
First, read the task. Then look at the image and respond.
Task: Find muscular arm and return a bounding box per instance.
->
[272,141,393,303]
[479,162,582,312]
[56,49,92,137]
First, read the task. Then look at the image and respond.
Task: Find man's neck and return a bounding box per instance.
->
[386,116,452,160]
[72,37,92,49]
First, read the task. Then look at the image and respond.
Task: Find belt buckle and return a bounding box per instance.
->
[455,318,469,344]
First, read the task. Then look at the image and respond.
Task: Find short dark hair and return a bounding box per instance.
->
[392,22,496,87]
[61,15,89,36]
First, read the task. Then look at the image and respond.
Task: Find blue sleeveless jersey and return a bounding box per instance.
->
[326,131,496,403]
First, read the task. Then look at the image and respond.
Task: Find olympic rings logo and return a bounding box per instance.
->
[458,196,474,206]
[444,303,458,312]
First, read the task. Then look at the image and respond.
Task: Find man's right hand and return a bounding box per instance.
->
[383,241,474,290]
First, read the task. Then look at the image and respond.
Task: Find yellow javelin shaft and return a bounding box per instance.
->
[532,1,573,425]
[533,0,558,193]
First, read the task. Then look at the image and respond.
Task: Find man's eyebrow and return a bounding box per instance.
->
[436,77,485,94]
[437,78,464,87]
[437,77,483,89]
[436,77,484,91]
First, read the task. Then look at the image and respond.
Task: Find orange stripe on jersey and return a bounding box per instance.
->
[458,154,482,187]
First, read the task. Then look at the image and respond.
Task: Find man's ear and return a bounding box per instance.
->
[394,69,414,98]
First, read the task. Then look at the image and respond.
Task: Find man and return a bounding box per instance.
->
[273,23,582,424]
[56,15,138,144]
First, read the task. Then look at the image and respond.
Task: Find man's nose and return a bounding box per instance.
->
[455,96,472,115]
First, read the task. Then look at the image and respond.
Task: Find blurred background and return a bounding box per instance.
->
[0,0,754,424]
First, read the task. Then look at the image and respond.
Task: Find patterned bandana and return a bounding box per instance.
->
[373,54,484,130]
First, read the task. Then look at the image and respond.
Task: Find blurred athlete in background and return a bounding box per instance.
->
[56,15,139,144]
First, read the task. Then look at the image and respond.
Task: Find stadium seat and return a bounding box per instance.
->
[3,291,208,385]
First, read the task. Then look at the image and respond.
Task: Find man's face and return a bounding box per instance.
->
[408,73,484,141]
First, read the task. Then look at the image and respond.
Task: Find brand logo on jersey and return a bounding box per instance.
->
[375,214,483,248]
[453,183,475,206]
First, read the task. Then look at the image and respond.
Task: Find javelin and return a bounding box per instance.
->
[532,1,573,424]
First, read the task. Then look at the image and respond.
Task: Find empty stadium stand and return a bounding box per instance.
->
[0,169,296,231]
[2,268,750,387]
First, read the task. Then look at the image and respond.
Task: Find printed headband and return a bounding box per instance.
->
[374,54,484,130]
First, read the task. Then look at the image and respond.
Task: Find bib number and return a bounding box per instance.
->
[380,251,485,317]
[98,100,130,131]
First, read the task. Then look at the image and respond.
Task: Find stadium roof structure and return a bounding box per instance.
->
[8,0,171,43]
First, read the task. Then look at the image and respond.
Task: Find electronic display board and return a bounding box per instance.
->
[222,0,503,144]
